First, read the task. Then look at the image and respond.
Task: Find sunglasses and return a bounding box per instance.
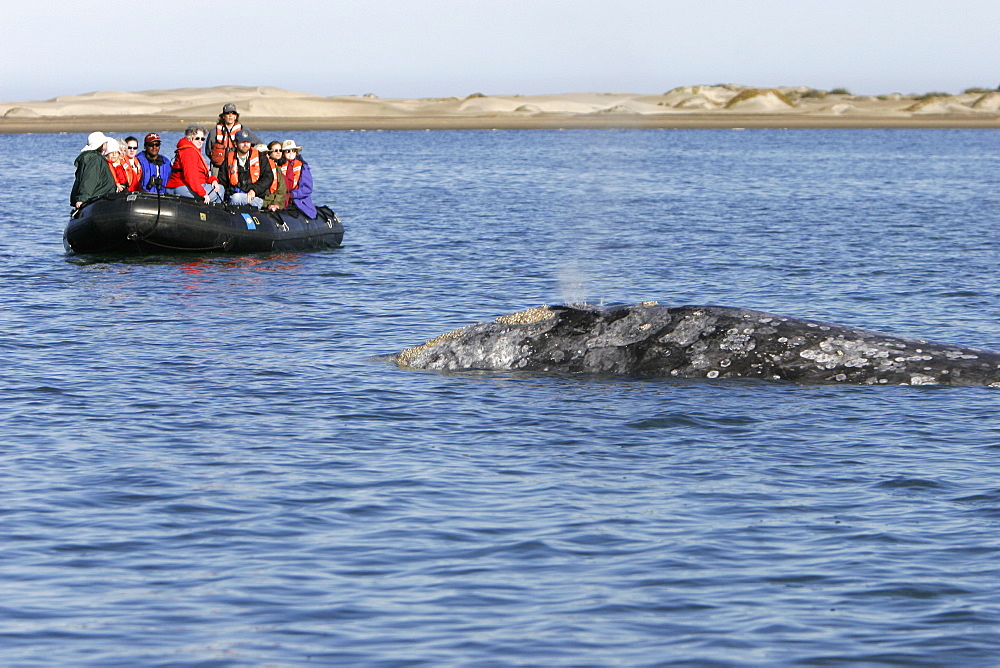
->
[146,142,161,146]
[192,137,205,141]
[283,149,297,153]
[126,145,139,150]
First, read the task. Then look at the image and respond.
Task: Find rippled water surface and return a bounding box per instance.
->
[2,129,999,665]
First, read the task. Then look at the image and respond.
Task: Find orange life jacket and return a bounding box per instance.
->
[107,157,128,186]
[286,160,302,190]
[122,155,142,191]
[226,147,261,187]
[211,122,242,166]
[266,157,283,194]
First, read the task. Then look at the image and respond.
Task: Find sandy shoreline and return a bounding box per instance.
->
[3,85,1000,132]
[4,114,999,133]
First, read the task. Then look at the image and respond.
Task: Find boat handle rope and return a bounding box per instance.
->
[126,193,231,250]
[136,237,231,252]
[126,189,164,242]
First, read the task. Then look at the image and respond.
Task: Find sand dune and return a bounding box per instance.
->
[723,89,794,112]
[971,91,1000,111]
[2,84,999,131]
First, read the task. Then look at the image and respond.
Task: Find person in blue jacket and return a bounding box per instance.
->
[136,133,172,193]
[280,139,316,218]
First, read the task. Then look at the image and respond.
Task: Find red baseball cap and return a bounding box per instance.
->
[144,132,161,144]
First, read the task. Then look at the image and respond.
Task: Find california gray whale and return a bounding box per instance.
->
[390,302,1000,386]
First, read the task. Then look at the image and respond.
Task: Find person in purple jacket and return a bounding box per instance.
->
[280,139,316,218]
[136,133,172,194]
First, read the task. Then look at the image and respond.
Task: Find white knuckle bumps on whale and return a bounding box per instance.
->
[390,302,1000,386]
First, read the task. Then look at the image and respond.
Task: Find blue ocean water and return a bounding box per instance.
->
[1,128,999,665]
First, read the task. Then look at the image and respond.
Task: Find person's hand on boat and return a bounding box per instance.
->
[116,184,126,193]
[202,182,222,204]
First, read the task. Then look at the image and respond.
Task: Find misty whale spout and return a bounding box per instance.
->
[390,302,1000,386]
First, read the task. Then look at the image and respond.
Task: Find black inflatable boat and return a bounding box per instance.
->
[64,191,344,254]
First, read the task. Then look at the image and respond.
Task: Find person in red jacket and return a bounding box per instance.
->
[165,124,224,204]
[120,136,143,191]
[104,138,128,193]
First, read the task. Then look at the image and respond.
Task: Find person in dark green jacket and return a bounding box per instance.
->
[71,131,117,208]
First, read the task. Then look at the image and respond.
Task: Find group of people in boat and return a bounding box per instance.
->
[70,103,316,218]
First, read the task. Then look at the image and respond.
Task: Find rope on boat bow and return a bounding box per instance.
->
[126,189,163,243]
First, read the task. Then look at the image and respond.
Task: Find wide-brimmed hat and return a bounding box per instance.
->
[281,139,303,152]
[83,131,110,151]
[222,103,238,114]
[103,138,120,154]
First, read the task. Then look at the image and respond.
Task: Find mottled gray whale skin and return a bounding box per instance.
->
[391,303,1000,386]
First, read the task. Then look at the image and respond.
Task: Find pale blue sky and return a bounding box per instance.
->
[4,0,999,101]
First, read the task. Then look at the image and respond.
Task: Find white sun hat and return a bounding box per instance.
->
[82,131,110,151]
